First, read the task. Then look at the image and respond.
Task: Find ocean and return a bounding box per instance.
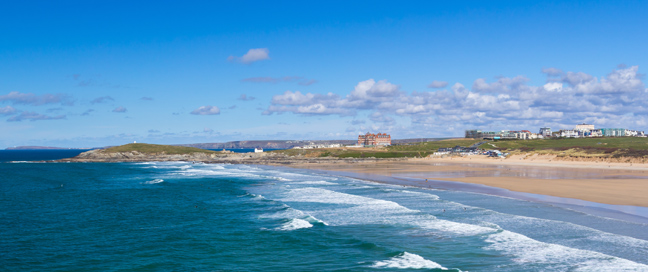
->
[0,148,281,163]
[1,153,648,271]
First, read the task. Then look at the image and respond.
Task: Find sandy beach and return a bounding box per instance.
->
[288,155,648,207]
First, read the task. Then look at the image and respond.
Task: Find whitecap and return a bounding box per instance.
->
[372,252,448,270]
[275,218,313,231]
[305,215,329,226]
[277,187,493,236]
[484,230,648,271]
[297,180,337,185]
[142,179,164,184]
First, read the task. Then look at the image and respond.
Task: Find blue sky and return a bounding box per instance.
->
[1,1,647,148]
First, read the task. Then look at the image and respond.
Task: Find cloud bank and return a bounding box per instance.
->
[0,91,72,106]
[264,66,648,135]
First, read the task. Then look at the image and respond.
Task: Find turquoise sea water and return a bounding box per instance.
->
[2,160,648,271]
[0,148,281,163]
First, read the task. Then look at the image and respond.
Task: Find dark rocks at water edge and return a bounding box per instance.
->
[57,148,402,165]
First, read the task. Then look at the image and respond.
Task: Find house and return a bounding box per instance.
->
[539,127,552,137]
[559,129,579,138]
[358,132,391,146]
[600,128,625,137]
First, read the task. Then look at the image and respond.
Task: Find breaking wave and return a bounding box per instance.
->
[372,252,449,270]
[275,218,313,231]
[142,179,164,184]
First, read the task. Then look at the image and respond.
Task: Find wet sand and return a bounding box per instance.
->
[288,158,648,208]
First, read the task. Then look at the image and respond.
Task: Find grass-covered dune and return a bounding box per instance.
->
[101,143,217,154]
[271,139,483,158]
[479,137,648,158]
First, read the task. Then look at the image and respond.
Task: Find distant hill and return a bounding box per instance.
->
[180,138,451,149]
[102,143,217,154]
[181,140,356,149]
[5,146,95,150]
[7,138,456,151]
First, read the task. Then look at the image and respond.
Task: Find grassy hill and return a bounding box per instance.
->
[271,139,483,158]
[101,143,217,154]
[479,137,648,158]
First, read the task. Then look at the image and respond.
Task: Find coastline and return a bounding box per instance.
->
[46,146,648,221]
[281,157,648,223]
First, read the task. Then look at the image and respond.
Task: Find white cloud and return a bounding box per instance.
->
[427,80,448,88]
[7,111,65,122]
[472,76,530,93]
[0,91,72,106]
[542,67,564,76]
[228,48,270,64]
[191,105,221,115]
[91,96,114,104]
[543,82,563,92]
[0,106,17,115]
[348,79,401,101]
[262,66,648,135]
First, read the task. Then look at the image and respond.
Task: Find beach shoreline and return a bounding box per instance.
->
[279,156,648,222]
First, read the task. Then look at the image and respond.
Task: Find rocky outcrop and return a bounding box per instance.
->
[59,149,266,162]
[58,149,404,165]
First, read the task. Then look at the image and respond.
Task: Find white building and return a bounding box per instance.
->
[574,123,595,132]
[560,130,579,138]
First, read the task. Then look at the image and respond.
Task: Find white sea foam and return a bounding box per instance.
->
[275,218,313,231]
[259,206,306,220]
[305,215,329,226]
[278,187,493,236]
[250,194,265,200]
[276,186,648,270]
[142,179,164,184]
[372,252,448,270]
[484,230,648,271]
[252,170,648,270]
[178,168,263,179]
[295,180,337,186]
[270,176,291,181]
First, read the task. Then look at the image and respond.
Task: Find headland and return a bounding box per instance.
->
[57,140,648,209]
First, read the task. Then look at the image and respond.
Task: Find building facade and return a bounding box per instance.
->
[601,128,626,137]
[574,123,595,131]
[539,127,552,137]
[358,132,391,146]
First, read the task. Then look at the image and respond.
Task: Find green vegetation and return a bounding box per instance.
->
[479,137,648,158]
[102,143,217,154]
[270,138,482,159]
[388,138,482,151]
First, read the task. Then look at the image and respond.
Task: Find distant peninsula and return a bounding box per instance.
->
[58,143,395,164]
[6,146,95,150]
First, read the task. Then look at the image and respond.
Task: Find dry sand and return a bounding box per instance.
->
[289,155,648,207]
